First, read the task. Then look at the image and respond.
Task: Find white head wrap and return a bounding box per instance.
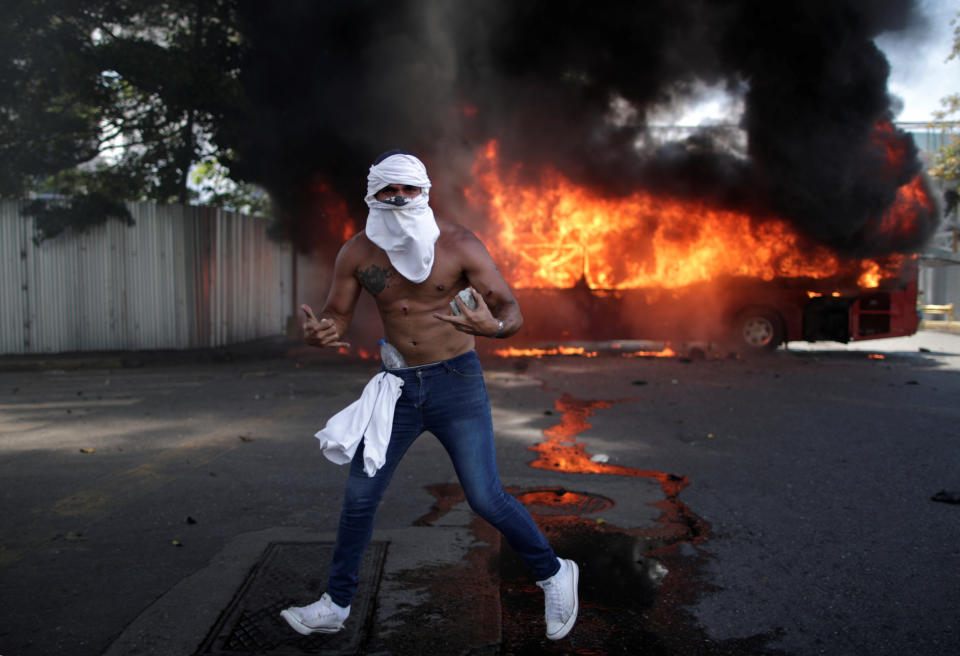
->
[364,152,440,284]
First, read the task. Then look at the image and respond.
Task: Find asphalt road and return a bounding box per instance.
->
[1,331,958,655]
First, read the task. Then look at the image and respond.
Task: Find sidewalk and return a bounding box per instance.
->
[0,336,300,373]
[103,523,504,656]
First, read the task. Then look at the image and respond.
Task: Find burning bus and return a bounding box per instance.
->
[233,2,946,356]
[467,140,931,351]
[506,259,920,351]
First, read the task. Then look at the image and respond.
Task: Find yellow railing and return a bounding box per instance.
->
[921,304,955,322]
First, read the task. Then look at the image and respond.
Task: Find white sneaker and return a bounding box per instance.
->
[536,558,579,640]
[280,592,350,635]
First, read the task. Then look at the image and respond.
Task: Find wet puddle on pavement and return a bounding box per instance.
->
[421,388,786,655]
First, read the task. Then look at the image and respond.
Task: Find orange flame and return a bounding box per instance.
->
[493,344,678,359]
[807,291,843,298]
[338,346,373,359]
[867,121,933,247]
[858,260,885,288]
[531,394,690,498]
[493,345,598,358]
[467,140,911,290]
[873,176,935,247]
[621,346,676,358]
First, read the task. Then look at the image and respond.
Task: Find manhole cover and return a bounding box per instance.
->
[195,541,387,655]
[514,488,615,516]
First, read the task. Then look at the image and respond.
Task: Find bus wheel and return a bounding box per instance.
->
[734,308,784,351]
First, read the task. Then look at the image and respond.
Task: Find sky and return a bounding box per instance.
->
[877,0,958,122]
[670,0,958,127]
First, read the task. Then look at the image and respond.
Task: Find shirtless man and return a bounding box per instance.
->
[280,151,579,641]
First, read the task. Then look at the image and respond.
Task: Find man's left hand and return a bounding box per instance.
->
[432,287,500,337]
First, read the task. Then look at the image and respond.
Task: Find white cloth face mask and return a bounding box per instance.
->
[364,154,440,284]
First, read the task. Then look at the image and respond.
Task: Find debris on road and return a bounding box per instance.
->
[931,490,960,505]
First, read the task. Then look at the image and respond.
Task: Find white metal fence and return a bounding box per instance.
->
[0,201,292,354]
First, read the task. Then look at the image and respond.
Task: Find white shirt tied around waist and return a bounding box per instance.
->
[315,371,404,477]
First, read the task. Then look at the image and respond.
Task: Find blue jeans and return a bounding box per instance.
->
[326,350,559,606]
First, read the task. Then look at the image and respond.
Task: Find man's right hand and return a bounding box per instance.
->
[302,304,350,348]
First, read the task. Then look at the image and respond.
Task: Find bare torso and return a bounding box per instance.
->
[341,220,496,365]
[307,217,521,364]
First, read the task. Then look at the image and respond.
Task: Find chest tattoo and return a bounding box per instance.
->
[355,265,395,295]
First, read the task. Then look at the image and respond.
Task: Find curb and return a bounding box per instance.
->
[0,337,303,372]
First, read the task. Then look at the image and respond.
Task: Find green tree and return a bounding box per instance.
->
[0,2,110,196]
[189,155,271,216]
[929,12,960,182]
[0,0,254,240]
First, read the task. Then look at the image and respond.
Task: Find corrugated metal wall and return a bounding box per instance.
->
[0,201,292,354]
[920,260,960,313]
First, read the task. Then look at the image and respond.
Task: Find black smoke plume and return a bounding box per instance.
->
[228,0,937,256]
